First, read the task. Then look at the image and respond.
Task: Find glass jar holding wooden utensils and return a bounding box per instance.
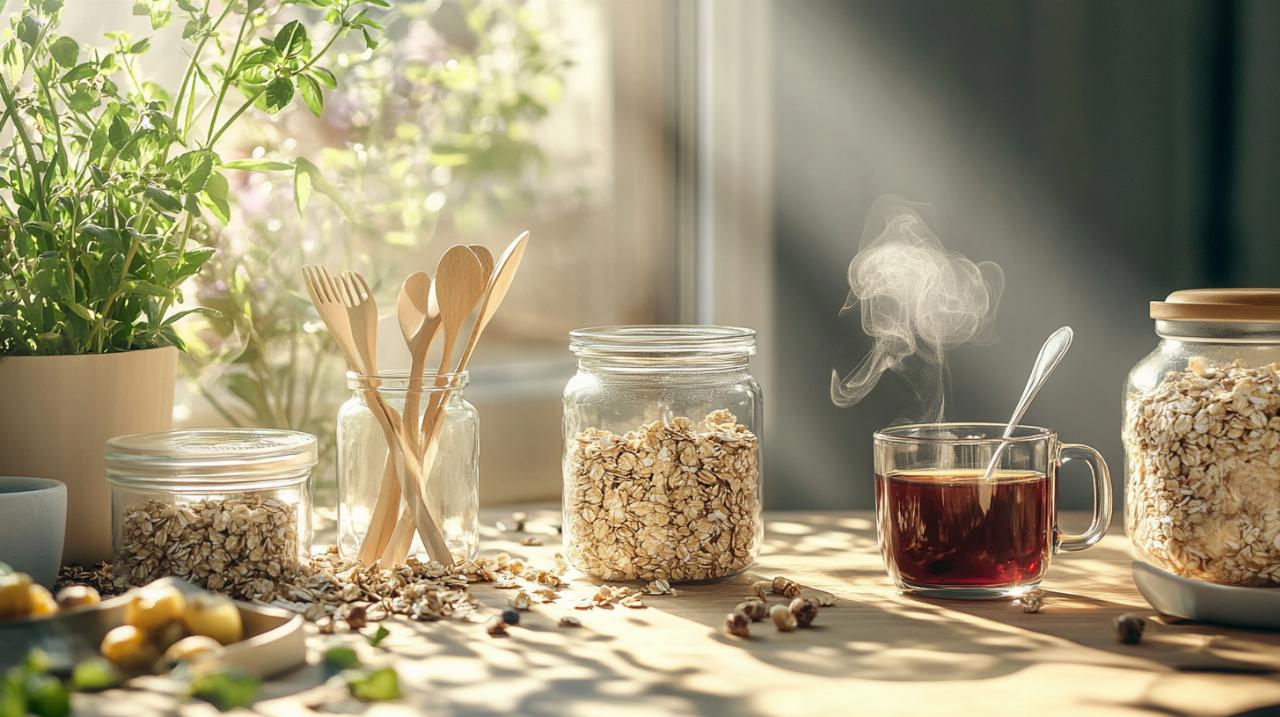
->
[302,232,529,566]
[337,371,479,561]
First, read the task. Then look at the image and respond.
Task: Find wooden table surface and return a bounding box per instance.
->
[75,509,1280,717]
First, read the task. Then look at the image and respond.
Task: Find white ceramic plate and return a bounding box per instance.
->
[0,577,305,677]
[1132,561,1280,630]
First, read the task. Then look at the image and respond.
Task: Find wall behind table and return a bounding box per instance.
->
[766,0,1280,510]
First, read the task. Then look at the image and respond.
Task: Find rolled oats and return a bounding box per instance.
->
[565,410,761,582]
[1124,358,1280,586]
[114,495,300,600]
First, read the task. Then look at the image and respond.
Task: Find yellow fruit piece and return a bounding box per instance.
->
[163,635,223,664]
[55,585,101,610]
[125,585,186,631]
[101,625,160,670]
[151,620,188,652]
[182,593,243,645]
[0,573,34,619]
[27,585,57,617]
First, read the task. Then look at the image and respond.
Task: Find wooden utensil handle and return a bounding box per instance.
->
[355,454,400,563]
[361,387,452,564]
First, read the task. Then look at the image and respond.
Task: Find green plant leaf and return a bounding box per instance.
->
[322,647,360,673]
[272,20,308,59]
[368,625,390,647]
[70,659,120,692]
[297,73,322,116]
[221,158,292,171]
[107,114,131,149]
[59,61,95,84]
[190,671,260,712]
[310,66,336,88]
[165,150,216,193]
[345,667,400,702]
[49,36,78,67]
[262,77,294,113]
[128,38,151,54]
[201,172,231,222]
[293,157,314,215]
[143,186,182,212]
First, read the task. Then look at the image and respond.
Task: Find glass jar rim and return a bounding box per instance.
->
[874,422,1054,444]
[345,369,469,391]
[569,325,756,359]
[106,428,317,487]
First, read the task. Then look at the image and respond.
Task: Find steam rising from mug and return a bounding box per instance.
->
[831,197,1005,422]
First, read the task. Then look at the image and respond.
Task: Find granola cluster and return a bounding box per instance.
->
[115,494,302,600]
[565,409,760,582]
[1124,357,1280,586]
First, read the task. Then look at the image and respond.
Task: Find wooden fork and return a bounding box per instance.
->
[334,271,452,564]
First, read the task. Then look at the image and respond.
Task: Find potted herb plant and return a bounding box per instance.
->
[0,0,384,563]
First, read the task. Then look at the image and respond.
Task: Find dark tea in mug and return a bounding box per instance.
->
[875,468,1053,588]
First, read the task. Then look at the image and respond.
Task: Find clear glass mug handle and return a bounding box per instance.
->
[1055,442,1113,552]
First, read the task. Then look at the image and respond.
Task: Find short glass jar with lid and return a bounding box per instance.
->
[337,370,479,562]
[1124,289,1280,587]
[562,325,763,583]
[106,428,317,598]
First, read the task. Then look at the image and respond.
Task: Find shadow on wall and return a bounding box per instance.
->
[766,0,1280,510]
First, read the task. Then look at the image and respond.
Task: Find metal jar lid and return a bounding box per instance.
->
[106,428,317,488]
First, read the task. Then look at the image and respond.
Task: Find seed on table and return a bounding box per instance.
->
[510,591,532,611]
[1019,592,1043,614]
[771,577,801,599]
[486,617,508,637]
[770,604,797,632]
[520,536,543,546]
[1115,614,1146,644]
[735,599,768,622]
[345,606,369,631]
[316,617,335,635]
[788,598,817,627]
[751,581,771,600]
[558,616,582,628]
[724,611,751,638]
[814,591,837,607]
[501,608,520,626]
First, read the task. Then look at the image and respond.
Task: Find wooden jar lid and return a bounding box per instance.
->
[1151,289,1280,322]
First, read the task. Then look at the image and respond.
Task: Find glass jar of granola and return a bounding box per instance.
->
[106,429,317,599]
[1124,289,1280,587]
[562,326,763,583]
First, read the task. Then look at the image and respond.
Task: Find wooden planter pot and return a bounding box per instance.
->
[0,347,177,564]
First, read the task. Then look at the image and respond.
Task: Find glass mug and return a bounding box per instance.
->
[873,423,1112,599]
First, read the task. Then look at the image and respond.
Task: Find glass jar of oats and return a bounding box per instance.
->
[562,326,763,583]
[1124,289,1280,586]
[106,429,316,599]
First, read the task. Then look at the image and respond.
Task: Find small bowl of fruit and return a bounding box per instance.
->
[0,572,304,679]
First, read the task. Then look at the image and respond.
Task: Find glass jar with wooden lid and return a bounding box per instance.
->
[1124,289,1280,586]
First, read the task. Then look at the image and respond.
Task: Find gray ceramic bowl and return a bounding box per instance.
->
[0,477,67,587]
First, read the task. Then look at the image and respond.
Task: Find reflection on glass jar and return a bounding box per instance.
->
[106,429,316,600]
[1124,290,1280,587]
[562,326,763,583]
[337,370,479,562]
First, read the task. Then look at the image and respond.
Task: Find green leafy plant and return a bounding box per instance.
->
[0,0,387,355]
[176,0,570,488]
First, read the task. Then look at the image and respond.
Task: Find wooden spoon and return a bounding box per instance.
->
[468,244,495,284]
[456,231,530,370]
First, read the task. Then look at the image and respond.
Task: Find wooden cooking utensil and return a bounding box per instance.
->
[301,266,363,373]
[380,246,486,564]
[469,244,495,283]
[333,271,452,564]
[383,232,532,563]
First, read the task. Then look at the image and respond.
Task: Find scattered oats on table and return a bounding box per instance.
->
[565,410,760,582]
[1124,358,1280,586]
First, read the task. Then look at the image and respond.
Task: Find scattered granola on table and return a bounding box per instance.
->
[1124,358,1280,586]
[565,409,761,582]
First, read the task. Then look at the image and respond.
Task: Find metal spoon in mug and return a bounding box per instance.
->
[978,326,1074,510]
